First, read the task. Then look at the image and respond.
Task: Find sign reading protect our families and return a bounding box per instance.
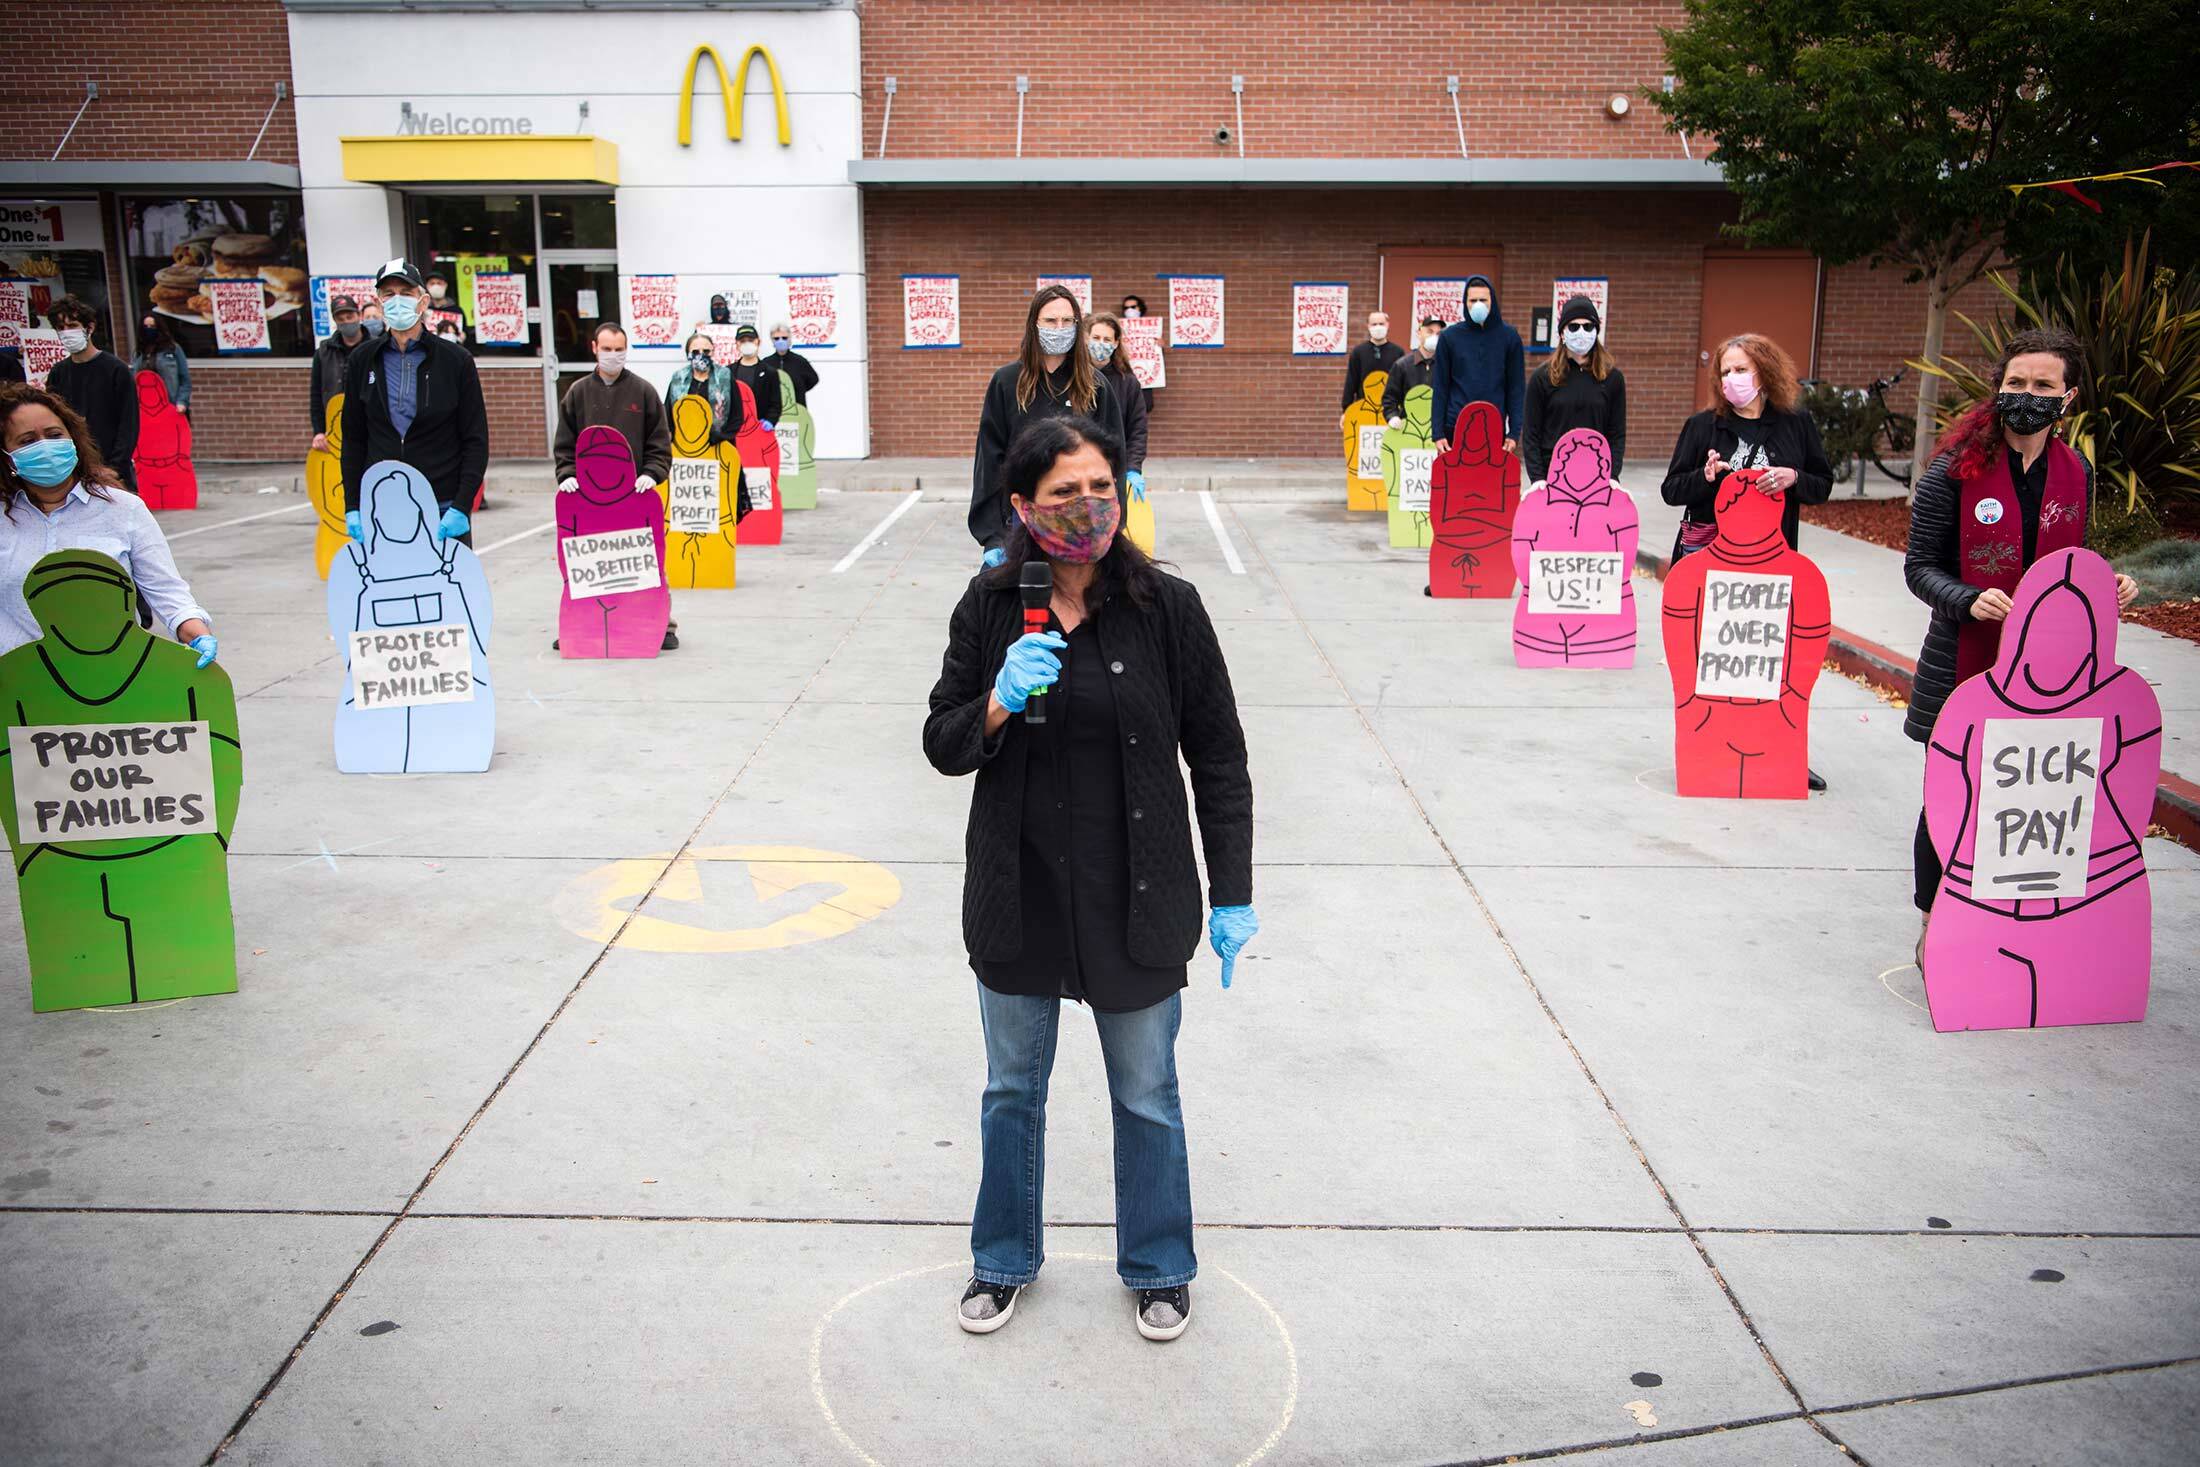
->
[1528,552,1627,616]
[8,722,218,843]
[1970,717,2104,899]
[562,527,663,598]
[348,627,476,710]
[1694,570,1791,699]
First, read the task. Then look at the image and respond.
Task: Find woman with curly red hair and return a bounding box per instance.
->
[1659,332,1834,562]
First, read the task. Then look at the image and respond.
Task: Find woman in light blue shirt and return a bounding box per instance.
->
[0,383,216,661]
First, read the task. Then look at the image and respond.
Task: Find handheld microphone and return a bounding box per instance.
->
[1018,560,1052,726]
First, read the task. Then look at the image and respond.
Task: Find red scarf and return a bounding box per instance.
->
[1954,437,2088,682]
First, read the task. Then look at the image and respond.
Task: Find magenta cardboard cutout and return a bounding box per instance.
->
[133,369,198,510]
[1510,428,1639,667]
[1920,548,2162,1031]
[1427,401,1521,598]
[1659,469,1831,799]
[732,379,784,547]
[556,424,671,660]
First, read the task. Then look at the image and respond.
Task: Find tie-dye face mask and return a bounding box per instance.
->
[1018,491,1121,564]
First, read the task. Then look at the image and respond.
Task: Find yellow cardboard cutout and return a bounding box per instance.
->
[665,394,738,589]
[1343,369,1389,512]
[1124,488,1156,556]
[307,392,348,579]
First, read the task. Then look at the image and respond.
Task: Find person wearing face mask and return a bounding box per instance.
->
[133,315,191,419]
[969,284,1129,568]
[342,258,489,549]
[424,272,465,336]
[764,320,819,407]
[1086,312,1147,495]
[0,383,215,664]
[1428,275,1524,459]
[727,324,785,438]
[1523,295,1626,488]
[1659,333,1832,563]
[43,297,138,495]
[1338,311,1403,429]
[1117,296,1155,416]
[1900,326,2138,959]
[664,331,745,516]
[1381,316,1446,426]
[926,414,1255,1344]
[553,322,676,650]
[310,295,366,453]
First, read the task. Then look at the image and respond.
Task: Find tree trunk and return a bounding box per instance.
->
[1910,266,1949,497]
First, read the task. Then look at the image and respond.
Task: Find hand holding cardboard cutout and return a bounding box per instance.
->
[1379,384,1436,550]
[1921,548,2162,1030]
[1428,401,1522,598]
[328,460,496,772]
[1343,369,1389,512]
[557,425,671,659]
[664,393,738,590]
[732,380,783,546]
[1659,469,1831,798]
[776,367,819,510]
[133,369,198,510]
[0,551,241,1011]
[307,391,349,580]
[1510,427,1639,665]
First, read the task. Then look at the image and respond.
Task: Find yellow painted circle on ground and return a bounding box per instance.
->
[556,845,902,954]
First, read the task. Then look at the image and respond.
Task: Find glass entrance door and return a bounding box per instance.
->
[539,250,619,453]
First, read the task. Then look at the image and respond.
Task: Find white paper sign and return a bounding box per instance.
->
[1167,275,1225,348]
[743,465,774,510]
[1413,278,1467,330]
[1399,449,1436,512]
[8,722,217,843]
[1291,282,1349,355]
[18,327,64,388]
[471,272,529,346]
[575,288,599,318]
[1123,314,1166,388]
[902,274,961,348]
[666,460,720,535]
[204,278,271,354]
[783,274,838,347]
[1529,552,1627,616]
[1355,424,1385,480]
[1970,717,2104,899]
[626,275,681,347]
[562,527,662,598]
[776,421,803,471]
[1035,274,1093,314]
[1551,276,1611,340]
[348,626,475,709]
[1695,570,1791,699]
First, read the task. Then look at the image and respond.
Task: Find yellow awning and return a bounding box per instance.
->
[340,134,619,185]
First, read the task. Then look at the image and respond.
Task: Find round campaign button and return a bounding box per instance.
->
[1974,497,2005,525]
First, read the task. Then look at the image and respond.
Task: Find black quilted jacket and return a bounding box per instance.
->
[923,571,1254,967]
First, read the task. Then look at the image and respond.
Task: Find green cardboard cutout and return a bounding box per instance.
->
[1380,383,1436,550]
[776,368,819,510]
[0,551,242,1012]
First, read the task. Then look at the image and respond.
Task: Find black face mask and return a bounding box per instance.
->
[710,303,731,324]
[1996,390,2066,435]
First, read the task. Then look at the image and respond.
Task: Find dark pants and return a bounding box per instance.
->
[1914,808,1940,913]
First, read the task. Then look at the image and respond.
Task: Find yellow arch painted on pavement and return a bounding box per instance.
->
[557,845,899,954]
[678,43,793,148]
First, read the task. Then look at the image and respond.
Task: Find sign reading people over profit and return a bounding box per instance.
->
[1166,275,1225,347]
[1970,717,2104,898]
[8,722,217,843]
[1528,552,1627,616]
[1292,282,1349,355]
[562,527,663,599]
[347,627,476,711]
[903,274,960,348]
[1694,571,1790,699]
[666,459,720,534]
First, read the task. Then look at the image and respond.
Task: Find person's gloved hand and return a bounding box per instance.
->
[557,476,579,494]
[345,510,362,542]
[992,631,1067,713]
[759,420,775,433]
[981,546,1008,570]
[187,634,219,669]
[1388,416,1404,429]
[635,474,656,492]
[1529,478,1548,493]
[1209,905,1260,989]
[435,506,470,542]
[1127,469,1147,502]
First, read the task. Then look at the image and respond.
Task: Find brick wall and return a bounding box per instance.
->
[189,365,547,463]
[860,0,1693,160]
[1818,263,2009,421]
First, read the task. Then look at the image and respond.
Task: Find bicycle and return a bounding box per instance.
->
[1861,366,1915,488]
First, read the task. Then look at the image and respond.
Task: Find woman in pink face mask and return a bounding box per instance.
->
[1659,333,1834,564]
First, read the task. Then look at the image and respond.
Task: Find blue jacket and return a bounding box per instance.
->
[1429,274,1525,444]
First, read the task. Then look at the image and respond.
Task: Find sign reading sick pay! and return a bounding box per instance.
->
[557,846,901,954]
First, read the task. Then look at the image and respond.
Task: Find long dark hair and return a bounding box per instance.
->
[1014,284,1099,414]
[1937,326,2087,480]
[0,383,113,517]
[980,415,1166,612]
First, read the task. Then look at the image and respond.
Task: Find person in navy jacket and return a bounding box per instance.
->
[1429,274,1525,456]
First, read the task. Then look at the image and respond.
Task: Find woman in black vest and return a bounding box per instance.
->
[969,285,1127,565]
[926,415,1256,1343]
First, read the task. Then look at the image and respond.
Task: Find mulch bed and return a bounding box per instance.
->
[2129,599,2200,646]
[1800,498,1910,552]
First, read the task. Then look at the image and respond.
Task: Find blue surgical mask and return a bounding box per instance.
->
[381,294,422,331]
[1037,324,1078,356]
[362,317,387,338]
[9,436,79,488]
[771,337,790,353]
[1468,301,1491,326]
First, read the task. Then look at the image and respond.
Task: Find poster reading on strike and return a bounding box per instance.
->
[1355,424,1385,481]
[348,627,475,710]
[1166,275,1225,348]
[1123,314,1166,388]
[1551,277,1611,339]
[626,275,682,347]
[9,722,217,844]
[1292,282,1349,356]
[784,275,838,347]
[1413,278,1468,330]
[309,276,376,345]
[1528,552,1627,616]
[902,274,961,349]
[1399,448,1436,512]
[17,327,63,387]
[563,527,663,598]
[666,460,720,535]
[204,278,271,354]
[1694,570,1790,699]
[1969,717,2104,899]
[1035,275,1093,314]
[471,272,529,346]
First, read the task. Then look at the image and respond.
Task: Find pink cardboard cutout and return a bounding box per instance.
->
[732,379,784,547]
[133,369,198,510]
[1660,469,1831,798]
[1427,401,1520,598]
[1511,427,1639,667]
[556,424,670,660]
[1920,548,2162,1031]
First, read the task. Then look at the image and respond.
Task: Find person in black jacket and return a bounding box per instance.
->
[926,414,1256,1343]
[1523,294,1626,485]
[310,293,365,453]
[765,321,820,406]
[968,283,1127,564]
[341,258,489,546]
[45,296,138,494]
[1338,310,1403,424]
[1086,311,1149,491]
[1381,316,1445,425]
[728,324,784,432]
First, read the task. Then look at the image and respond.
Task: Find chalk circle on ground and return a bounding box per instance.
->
[809,1252,1297,1467]
[1879,961,1926,1012]
[555,844,902,954]
[1631,766,1676,796]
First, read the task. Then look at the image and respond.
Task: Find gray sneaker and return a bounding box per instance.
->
[958,1277,1020,1334]
[1135,1285,1190,1342]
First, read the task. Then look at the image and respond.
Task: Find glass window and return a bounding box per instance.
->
[404,192,541,354]
[539,194,615,249]
[121,195,310,358]
[0,246,108,344]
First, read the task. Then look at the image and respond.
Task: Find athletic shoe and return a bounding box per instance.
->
[1135,1285,1190,1342]
[958,1277,1020,1334]
[662,627,680,651]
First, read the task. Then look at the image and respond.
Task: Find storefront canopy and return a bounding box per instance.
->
[0,162,302,189]
[848,157,1725,189]
[341,134,619,186]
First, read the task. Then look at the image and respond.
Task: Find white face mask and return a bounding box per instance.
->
[1122,306,1142,319]
[1563,325,1598,355]
[596,348,626,376]
[58,328,90,354]
[1368,323,1388,343]
[428,282,448,300]
[1422,332,1440,351]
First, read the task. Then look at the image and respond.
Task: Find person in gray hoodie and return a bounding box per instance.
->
[1428,274,1524,456]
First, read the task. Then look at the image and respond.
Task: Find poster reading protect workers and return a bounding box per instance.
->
[1124,314,1166,388]
[471,273,528,346]
[627,274,682,347]
[1036,275,1093,314]
[1413,278,1467,330]
[784,274,838,348]
[1292,282,1349,355]
[903,275,961,349]
[1551,277,1610,338]
[18,328,64,387]
[453,255,508,323]
[0,278,32,349]
[1167,275,1225,348]
[204,278,271,354]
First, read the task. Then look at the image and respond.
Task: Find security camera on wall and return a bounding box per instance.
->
[1213,126,1233,147]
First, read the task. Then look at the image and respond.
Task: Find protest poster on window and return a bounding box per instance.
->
[1413,278,1468,330]
[204,278,271,354]
[1551,277,1611,339]
[471,273,529,346]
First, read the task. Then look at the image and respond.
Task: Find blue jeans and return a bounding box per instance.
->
[970,981,1197,1289]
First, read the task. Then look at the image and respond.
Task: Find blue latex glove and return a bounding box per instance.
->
[992,631,1066,713]
[345,509,362,542]
[759,420,775,433]
[187,634,219,669]
[981,546,1008,570]
[1209,905,1260,989]
[1127,469,1147,502]
[436,506,470,542]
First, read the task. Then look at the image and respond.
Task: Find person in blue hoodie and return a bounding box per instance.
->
[1429,275,1525,456]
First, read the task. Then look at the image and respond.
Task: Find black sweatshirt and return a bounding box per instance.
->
[1340,338,1404,411]
[731,359,784,427]
[1105,365,1149,471]
[47,350,139,475]
[967,359,1128,548]
[768,347,820,405]
[1523,363,1628,482]
[1658,405,1833,560]
[1380,350,1437,421]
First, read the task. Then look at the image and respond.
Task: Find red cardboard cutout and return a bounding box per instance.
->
[1920,548,2162,1030]
[556,425,671,660]
[1427,401,1520,598]
[133,370,197,510]
[1659,469,1830,798]
[732,379,783,547]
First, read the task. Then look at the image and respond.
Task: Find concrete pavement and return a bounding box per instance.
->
[1,476,2195,1466]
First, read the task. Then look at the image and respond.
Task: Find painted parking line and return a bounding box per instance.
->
[163,500,309,541]
[1200,490,1247,575]
[475,520,555,555]
[832,490,925,573]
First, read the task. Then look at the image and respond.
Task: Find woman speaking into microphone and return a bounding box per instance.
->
[924,415,1258,1344]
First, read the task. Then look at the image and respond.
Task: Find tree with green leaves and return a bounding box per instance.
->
[1654,0,2200,479]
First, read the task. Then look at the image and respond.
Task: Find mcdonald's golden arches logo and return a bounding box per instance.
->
[678,43,793,147]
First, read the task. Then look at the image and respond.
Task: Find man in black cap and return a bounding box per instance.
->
[342,257,489,546]
[310,293,365,453]
[728,323,783,433]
